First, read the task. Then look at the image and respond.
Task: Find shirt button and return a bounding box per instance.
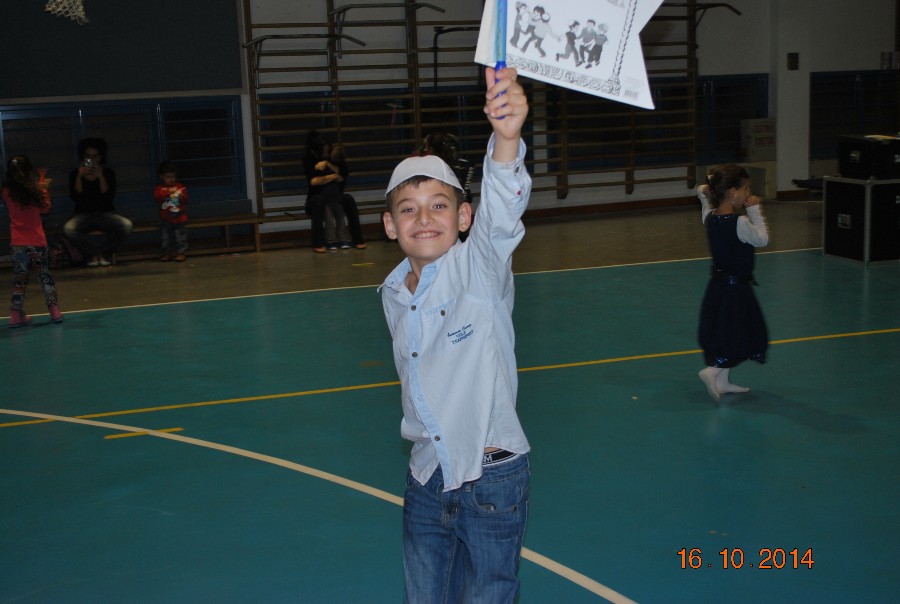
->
[411,305,416,311]
[440,310,445,316]
[434,435,441,441]
[412,352,418,358]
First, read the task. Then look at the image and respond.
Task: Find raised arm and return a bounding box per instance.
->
[738,195,769,247]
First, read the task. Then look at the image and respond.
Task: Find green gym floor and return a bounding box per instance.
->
[2,201,898,603]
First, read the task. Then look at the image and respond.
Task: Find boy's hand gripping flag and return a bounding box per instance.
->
[475,0,664,110]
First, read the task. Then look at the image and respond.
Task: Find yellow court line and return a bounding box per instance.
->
[105,427,183,439]
[519,327,900,373]
[519,349,700,373]
[2,327,897,430]
[0,408,637,603]
[0,381,401,428]
[770,327,900,344]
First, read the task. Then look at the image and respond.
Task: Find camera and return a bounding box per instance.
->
[82,158,94,168]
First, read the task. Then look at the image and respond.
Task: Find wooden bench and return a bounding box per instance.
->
[130,213,262,252]
[115,197,261,257]
[1,196,384,263]
[0,199,264,262]
[257,193,385,227]
[262,197,385,219]
[355,197,387,216]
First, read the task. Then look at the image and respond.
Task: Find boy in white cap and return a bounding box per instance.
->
[380,66,532,603]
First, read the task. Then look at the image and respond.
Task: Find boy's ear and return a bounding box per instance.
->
[383,210,398,240]
[457,201,473,232]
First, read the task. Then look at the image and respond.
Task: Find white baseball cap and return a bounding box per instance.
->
[385,155,463,197]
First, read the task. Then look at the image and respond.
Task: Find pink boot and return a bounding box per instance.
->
[8,309,32,328]
[49,304,64,324]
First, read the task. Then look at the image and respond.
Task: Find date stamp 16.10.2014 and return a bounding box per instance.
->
[677,548,814,570]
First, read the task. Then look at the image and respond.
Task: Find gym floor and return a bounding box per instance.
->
[2,200,899,603]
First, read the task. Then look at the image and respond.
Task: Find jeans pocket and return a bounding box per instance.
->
[470,463,529,514]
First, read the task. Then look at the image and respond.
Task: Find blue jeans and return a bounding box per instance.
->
[63,212,133,260]
[403,453,530,604]
[161,221,188,254]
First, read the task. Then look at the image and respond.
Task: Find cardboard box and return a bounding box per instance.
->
[739,118,776,162]
[742,162,776,199]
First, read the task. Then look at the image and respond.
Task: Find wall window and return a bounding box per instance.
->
[696,74,769,165]
[810,70,900,160]
[0,96,246,222]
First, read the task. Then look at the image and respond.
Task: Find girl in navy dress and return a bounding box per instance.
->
[697,164,769,401]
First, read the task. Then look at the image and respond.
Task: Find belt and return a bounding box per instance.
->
[710,266,758,286]
[483,449,518,465]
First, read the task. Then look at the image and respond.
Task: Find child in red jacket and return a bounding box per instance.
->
[154,161,189,262]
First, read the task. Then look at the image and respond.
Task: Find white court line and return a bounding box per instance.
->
[8,247,822,318]
[1,408,637,604]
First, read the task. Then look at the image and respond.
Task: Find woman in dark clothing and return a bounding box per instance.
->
[64,137,133,266]
[329,143,366,249]
[303,131,348,252]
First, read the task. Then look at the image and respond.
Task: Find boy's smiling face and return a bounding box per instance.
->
[383,179,471,273]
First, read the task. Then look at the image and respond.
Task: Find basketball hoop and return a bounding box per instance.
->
[45,0,89,25]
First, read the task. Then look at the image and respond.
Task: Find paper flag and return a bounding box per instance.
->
[475,0,664,110]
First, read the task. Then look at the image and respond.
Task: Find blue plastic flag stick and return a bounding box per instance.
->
[494,0,507,116]
[495,0,507,71]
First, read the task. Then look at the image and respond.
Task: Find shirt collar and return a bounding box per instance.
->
[379,242,460,293]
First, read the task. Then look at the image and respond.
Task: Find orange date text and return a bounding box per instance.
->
[676,547,814,569]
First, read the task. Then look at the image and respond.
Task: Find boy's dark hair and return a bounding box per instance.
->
[3,155,44,208]
[158,160,178,176]
[706,163,750,207]
[77,137,108,164]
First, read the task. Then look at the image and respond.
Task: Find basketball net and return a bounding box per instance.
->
[45,0,89,25]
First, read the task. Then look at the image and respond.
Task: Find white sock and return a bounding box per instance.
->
[716,368,750,394]
[698,366,723,402]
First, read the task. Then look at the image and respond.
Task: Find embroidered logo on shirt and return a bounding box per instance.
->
[447,323,474,345]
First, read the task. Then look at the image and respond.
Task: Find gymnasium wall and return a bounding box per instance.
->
[2,0,896,199]
[0,0,243,101]
[695,0,897,191]
[696,0,895,76]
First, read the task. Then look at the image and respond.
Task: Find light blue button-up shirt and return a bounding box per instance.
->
[380,136,532,491]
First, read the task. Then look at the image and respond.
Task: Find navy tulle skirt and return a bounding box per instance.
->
[698,276,768,368]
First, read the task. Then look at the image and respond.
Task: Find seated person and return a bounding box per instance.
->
[64,137,133,266]
[330,143,366,249]
[303,131,348,252]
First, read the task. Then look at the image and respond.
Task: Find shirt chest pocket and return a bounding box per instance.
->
[421,300,458,353]
[423,300,453,327]
[423,298,483,352]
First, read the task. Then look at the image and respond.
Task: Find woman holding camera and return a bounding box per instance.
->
[64,137,133,267]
